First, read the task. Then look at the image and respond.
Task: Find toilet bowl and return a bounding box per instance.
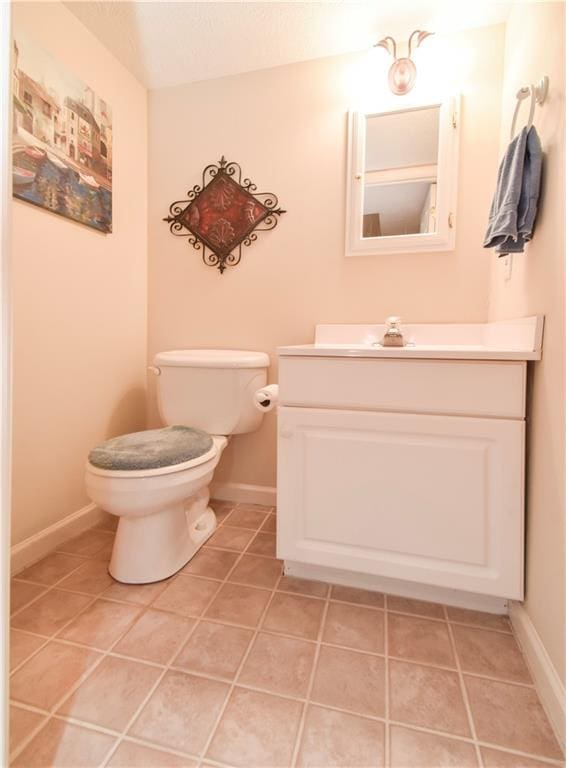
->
[86,435,227,583]
[85,349,269,584]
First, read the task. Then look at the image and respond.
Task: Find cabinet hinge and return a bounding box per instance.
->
[452,112,458,129]
[448,212,455,228]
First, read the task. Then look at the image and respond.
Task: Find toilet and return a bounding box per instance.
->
[85,349,269,584]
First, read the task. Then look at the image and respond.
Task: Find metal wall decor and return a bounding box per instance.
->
[163,156,285,273]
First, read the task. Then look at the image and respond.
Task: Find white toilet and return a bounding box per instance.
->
[85,349,269,584]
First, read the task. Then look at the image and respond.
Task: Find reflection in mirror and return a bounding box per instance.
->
[363,106,439,238]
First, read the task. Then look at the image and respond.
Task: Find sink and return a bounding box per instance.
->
[278,315,544,361]
[276,314,544,603]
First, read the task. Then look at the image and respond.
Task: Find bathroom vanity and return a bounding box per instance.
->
[276,317,543,606]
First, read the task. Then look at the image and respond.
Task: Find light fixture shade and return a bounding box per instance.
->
[388,57,417,95]
[375,30,432,95]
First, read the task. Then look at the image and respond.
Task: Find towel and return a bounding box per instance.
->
[483,125,543,256]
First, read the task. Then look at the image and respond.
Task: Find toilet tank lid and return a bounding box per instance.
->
[154,349,270,369]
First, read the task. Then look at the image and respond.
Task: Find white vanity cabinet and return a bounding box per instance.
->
[277,320,543,602]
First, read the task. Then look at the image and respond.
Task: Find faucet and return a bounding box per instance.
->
[380,316,406,347]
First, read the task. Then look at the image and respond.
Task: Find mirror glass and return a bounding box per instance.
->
[363,106,440,238]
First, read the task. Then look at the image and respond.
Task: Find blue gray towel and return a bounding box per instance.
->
[484,125,543,256]
[89,425,213,471]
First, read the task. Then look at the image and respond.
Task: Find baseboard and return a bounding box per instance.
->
[210,481,277,507]
[509,602,566,751]
[11,502,105,575]
[284,560,509,614]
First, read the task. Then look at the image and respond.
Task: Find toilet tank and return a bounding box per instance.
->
[153,349,269,435]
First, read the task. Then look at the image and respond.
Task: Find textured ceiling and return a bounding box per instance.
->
[63,0,511,90]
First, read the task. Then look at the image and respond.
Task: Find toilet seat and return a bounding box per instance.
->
[86,436,226,479]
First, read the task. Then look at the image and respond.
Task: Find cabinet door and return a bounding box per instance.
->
[277,407,524,599]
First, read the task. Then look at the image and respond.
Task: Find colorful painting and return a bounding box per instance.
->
[12,29,112,233]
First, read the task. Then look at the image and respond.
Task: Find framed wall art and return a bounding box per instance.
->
[12,28,112,233]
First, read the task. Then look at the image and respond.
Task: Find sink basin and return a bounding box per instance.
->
[278,316,544,361]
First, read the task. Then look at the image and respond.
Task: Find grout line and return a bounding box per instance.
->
[289,580,331,767]
[11,693,565,768]
[100,508,277,767]
[9,590,111,760]
[10,598,537,686]
[384,592,390,768]
[99,536,259,766]
[10,516,559,768]
[444,604,485,768]
[196,569,284,763]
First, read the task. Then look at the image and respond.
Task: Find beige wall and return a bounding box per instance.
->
[11,2,148,545]
[488,3,565,685]
[148,24,505,488]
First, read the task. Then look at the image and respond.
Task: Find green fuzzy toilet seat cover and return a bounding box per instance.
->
[88,425,214,471]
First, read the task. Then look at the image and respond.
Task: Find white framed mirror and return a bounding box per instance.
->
[345,95,460,256]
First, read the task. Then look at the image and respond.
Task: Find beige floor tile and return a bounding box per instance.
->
[95,513,118,532]
[323,601,384,654]
[388,613,455,667]
[228,554,282,589]
[57,528,114,558]
[114,609,195,665]
[57,655,162,731]
[206,526,255,552]
[11,589,92,636]
[480,747,559,767]
[387,595,445,620]
[262,593,325,640]
[11,718,116,767]
[10,581,47,615]
[9,705,46,754]
[181,547,239,580]
[206,687,302,768]
[330,584,384,608]
[389,659,470,737]
[151,574,220,617]
[93,538,115,562]
[390,725,478,767]
[210,500,235,524]
[205,583,271,628]
[239,632,316,697]
[297,704,385,768]
[102,578,170,606]
[10,630,46,671]
[277,575,329,599]
[174,620,252,679]
[17,553,85,586]
[58,559,114,595]
[108,739,198,767]
[246,533,277,557]
[223,508,269,530]
[311,645,386,718]
[261,514,277,533]
[10,641,101,710]
[453,625,531,683]
[446,607,511,633]
[58,599,141,650]
[465,676,563,759]
[130,670,229,756]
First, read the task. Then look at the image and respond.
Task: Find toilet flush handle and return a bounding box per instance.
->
[147,365,161,376]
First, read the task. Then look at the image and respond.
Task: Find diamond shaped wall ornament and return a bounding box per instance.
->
[163,157,286,273]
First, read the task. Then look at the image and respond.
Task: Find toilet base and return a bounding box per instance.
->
[108,487,217,584]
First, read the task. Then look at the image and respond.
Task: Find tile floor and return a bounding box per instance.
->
[9,501,565,768]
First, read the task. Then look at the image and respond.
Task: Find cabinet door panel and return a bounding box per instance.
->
[277,407,524,599]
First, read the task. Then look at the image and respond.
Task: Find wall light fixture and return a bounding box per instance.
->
[375,30,434,95]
